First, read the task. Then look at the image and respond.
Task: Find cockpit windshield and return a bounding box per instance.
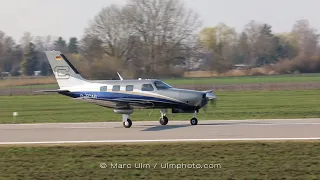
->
[154,81,173,90]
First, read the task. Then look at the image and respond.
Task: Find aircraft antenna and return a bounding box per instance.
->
[117,72,123,80]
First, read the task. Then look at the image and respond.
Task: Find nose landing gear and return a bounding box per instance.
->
[190,118,198,125]
[190,111,198,125]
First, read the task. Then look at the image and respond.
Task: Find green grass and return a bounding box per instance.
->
[164,73,320,85]
[0,84,59,89]
[0,90,320,124]
[0,142,319,179]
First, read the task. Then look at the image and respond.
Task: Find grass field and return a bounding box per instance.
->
[0,142,319,179]
[1,73,320,89]
[0,84,59,89]
[0,90,319,123]
[0,76,56,87]
[165,73,320,85]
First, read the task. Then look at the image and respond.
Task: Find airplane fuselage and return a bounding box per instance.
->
[59,79,209,113]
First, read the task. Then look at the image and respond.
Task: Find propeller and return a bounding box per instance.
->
[201,91,217,113]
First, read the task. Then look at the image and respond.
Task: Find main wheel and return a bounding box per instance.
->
[190,118,198,125]
[159,116,169,125]
[123,119,132,128]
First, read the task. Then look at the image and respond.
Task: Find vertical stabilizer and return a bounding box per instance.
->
[45,51,86,89]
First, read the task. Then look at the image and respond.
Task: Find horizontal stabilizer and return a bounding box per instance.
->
[35,89,70,93]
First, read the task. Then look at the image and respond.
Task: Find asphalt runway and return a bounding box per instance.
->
[0,118,320,145]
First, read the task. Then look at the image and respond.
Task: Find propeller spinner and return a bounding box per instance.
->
[201,91,217,113]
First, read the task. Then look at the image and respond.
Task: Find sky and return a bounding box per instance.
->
[1,0,320,42]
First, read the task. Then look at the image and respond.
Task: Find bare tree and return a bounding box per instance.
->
[34,36,54,51]
[19,32,33,49]
[86,4,134,59]
[84,0,202,77]
[244,21,263,65]
[199,23,237,72]
[291,19,320,57]
[125,0,201,75]
[244,21,279,66]
[80,33,105,60]
[0,31,18,74]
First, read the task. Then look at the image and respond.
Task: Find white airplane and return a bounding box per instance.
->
[43,51,216,128]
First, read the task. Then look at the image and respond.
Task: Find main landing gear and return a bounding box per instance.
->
[114,109,134,128]
[122,114,132,128]
[159,109,169,125]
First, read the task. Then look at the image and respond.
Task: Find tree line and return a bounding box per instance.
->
[0,0,319,79]
[0,32,79,77]
[200,19,320,73]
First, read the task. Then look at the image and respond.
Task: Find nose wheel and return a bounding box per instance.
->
[190,110,198,125]
[190,118,198,125]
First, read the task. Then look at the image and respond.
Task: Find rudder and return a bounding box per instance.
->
[45,51,86,89]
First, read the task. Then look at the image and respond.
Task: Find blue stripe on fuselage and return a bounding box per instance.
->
[65,91,184,105]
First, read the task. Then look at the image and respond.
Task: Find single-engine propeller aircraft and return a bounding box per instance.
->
[42,51,216,128]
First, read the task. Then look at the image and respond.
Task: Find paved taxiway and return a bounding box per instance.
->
[0,118,319,144]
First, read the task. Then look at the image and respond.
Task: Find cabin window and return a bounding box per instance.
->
[100,86,108,91]
[112,85,120,91]
[126,85,134,91]
[141,84,154,91]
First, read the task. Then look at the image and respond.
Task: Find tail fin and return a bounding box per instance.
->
[45,51,86,89]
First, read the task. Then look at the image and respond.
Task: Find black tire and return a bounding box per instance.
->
[123,119,132,128]
[159,116,169,125]
[190,118,198,125]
